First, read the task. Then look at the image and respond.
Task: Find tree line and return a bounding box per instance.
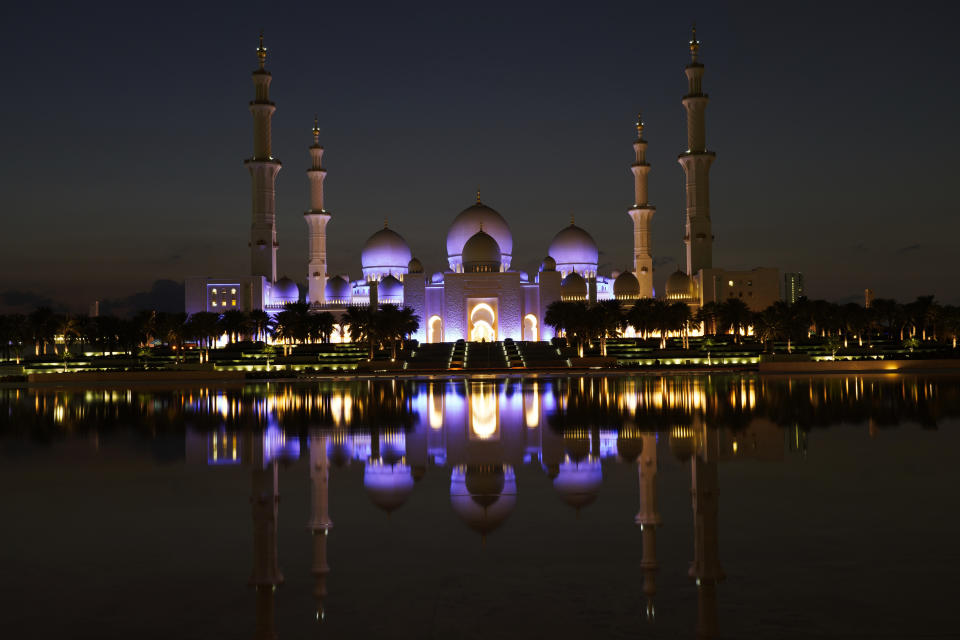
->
[0,303,420,362]
[544,295,960,355]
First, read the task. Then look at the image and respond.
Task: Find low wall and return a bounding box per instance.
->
[758,359,960,374]
[26,370,248,384]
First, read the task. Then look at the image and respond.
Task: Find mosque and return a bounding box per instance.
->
[184,29,780,342]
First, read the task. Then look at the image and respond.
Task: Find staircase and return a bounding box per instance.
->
[464,341,509,370]
[516,341,569,368]
[406,342,456,371]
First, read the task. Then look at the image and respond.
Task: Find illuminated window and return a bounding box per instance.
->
[211,300,217,307]
[727,280,734,286]
[231,299,237,306]
[211,288,218,295]
[231,288,237,294]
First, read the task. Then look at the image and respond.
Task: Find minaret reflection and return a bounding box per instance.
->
[309,430,332,622]
[635,431,661,621]
[248,433,283,640]
[688,423,724,640]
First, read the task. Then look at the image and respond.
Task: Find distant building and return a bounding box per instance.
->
[785,272,805,305]
[699,268,781,312]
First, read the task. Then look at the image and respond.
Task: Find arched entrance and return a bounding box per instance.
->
[469,302,497,342]
[428,315,444,343]
[523,314,538,341]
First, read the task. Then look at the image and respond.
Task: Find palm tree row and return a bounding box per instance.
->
[342,304,420,360]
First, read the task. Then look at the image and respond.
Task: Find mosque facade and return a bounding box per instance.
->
[184,29,779,340]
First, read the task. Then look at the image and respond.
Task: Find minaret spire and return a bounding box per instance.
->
[679,24,715,286]
[245,32,282,283]
[304,116,331,305]
[628,112,656,297]
[309,430,333,622]
[636,432,662,620]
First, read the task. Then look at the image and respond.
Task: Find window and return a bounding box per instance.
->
[727,280,734,286]
[230,288,237,294]
[211,300,217,307]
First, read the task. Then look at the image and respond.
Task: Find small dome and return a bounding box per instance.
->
[669,426,696,462]
[408,257,423,273]
[361,227,412,278]
[446,201,513,270]
[326,436,353,468]
[561,272,587,300]
[613,271,640,300]
[431,272,445,284]
[271,277,300,304]
[610,269,621,279]
[616,428,644,463]
[665,270,693,301]
[324,275,351,302]
[450,465,517,537]
[540,256,557,272]
[461,229,501,273]
[553,457,603,510]
[519,271,529,283]
[548,223,598,274]
[379,274,403,299]
[363,461,414,513]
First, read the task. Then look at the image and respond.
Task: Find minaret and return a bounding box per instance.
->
[628,114,656,298]
[309,430,333,621]
[689,452,723,639]
[635,432,661,620]
[678,26,715,279]
[245,33,282,283]
[304,117,332,305]
[249,436,283,640]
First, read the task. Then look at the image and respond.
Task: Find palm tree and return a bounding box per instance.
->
[218,309,249,344]
[307,311,336,344]
[344,305,375,359]
[719,298,751,343]
[626,298,659,340]
[591,300,623,356]
[669,302,694,349]
[28,307,56,356]
[187,312,221,350]
[695,301,722,336]
[248,310,270,343]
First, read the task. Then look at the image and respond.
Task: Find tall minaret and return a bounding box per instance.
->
[678,26,715,278]
[635,432,661,620]
[628,114,655,298]
[249,436,283,640]
[245,33,282,283]
[309,430,333,622]
[689,452,723,639]
[304,117,331,305]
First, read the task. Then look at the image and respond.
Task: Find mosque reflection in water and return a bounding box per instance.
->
[6,374,957,638]
[177,375,880,640]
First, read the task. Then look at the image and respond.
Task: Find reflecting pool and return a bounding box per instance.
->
[2,374,958,638]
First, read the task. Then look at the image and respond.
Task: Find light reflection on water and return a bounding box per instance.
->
[1,373,958,638]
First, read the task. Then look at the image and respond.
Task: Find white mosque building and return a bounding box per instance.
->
[185,29,779,343]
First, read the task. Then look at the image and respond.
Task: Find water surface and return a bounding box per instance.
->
[2,374,957,639]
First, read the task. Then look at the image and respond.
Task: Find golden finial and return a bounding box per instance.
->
[384,217,389,229]
[479,222,484,232]
[636,111,644,137]
[476,189,481,204]
[689,23,700,62]
[257,31,267,69]
[312,114,320,144]
[570,214,575,226]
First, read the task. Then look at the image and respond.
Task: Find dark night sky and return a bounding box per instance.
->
[3,1,958,312]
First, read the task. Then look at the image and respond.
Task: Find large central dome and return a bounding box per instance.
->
[446,200,513,271]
